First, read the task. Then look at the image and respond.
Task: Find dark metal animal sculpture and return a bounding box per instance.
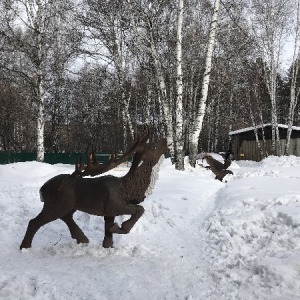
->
[205,155,233,182]
[20,127,168,249]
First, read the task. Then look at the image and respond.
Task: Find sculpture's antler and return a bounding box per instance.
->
[136,124,151,150]
[74,125,151,177]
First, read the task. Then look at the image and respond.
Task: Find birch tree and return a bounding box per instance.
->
[247,87,265,159]
[31,1,46,161]
[189,0,220,167]
[127,0,175,153]
[46,2,82,152]
[0,81,35,151]
[175,0,184,170]
[285,0,300,155]
[0,0,68,161]
[250,0,293,155]
[79,0,135,147]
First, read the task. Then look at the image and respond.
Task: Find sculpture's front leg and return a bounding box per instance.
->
[103,216,115,248]
[109,205,145,234]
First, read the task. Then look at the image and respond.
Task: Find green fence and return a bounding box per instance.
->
[0,152,169,165]
[0,152,112,165]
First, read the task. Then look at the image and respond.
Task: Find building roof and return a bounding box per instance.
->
[229,124,300,136]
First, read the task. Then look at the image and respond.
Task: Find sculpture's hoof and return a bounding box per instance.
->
[77,236,89,244]
[102,237,113,248]
[20,241,31,250]
[109,223,123,234]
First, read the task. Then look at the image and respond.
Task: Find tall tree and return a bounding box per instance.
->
[79,0,135,148]
[250,0,293,155]
[127,0,176,154]
[175,0,184,170]
[46,1,83,152]
[189,0,220,167]
[0,0,77,161]
[285,0,300,155]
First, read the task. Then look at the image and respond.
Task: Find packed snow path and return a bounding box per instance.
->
[0,156,300,299]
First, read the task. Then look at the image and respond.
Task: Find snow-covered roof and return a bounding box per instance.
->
[229,123,300,135]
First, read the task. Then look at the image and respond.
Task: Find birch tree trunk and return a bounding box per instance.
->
[214,91,221,152]
[36,66,45,162]
[26,0,47,162]
[1,0,77,159]
[250,0,293,156]
[263,58,281,155]
[185,65,201,151]
[250,81,268,158]
[149,43,173,150]
[127,1,174,155]
[285,0,300,155]
[108,24,134,144]
[206,100,213,152]
[247,90,264,158]
[227,91,234,150]
[79,2,135,147]
[189,0,220,167]
[175,0,184,170]
[115,43,135,142]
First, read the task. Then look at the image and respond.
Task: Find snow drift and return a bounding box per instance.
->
[0,156,300,299]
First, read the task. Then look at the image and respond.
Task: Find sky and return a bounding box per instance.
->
[0,154,300,299]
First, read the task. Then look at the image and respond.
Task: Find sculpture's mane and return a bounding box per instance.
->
[145,154,164,197]
[120,154,164,204]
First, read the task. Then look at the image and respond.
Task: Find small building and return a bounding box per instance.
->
[229,124,300,161]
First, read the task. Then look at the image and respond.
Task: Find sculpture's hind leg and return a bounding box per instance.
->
[20,210,60,249]
[60,210,89,244]
[103,216,115,248]
[109,204,145,234]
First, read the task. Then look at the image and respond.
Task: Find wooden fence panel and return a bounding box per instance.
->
[238,138,300,161]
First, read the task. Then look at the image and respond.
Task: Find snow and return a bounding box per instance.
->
[229,123,300,136]
[1,155,300,299]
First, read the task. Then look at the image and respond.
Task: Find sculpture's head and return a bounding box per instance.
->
[139,138,168,166]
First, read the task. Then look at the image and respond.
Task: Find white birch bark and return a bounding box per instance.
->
[26,0,46,162]
[263,55,281,155]
[206,101,213,152]
[114,45,135,142]
[247,90,264,158]
[149,42,173,148]
[175,0,184,170]
[259,114,267,157]
[189,0,220,167]
[145,86,152,124]
[109,20,134,143]
[186,65,200,143]
[227,91,234,150]
[81,5,135,145]
[252,83,268,158]
[285,0,300,155]
[127,1,174,152]
[36,67,45,162]
[214,92,220,152]
[250,0,293,156]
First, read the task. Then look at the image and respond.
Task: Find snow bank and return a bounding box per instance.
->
[204,155,300,299]
[0,156,300,299]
